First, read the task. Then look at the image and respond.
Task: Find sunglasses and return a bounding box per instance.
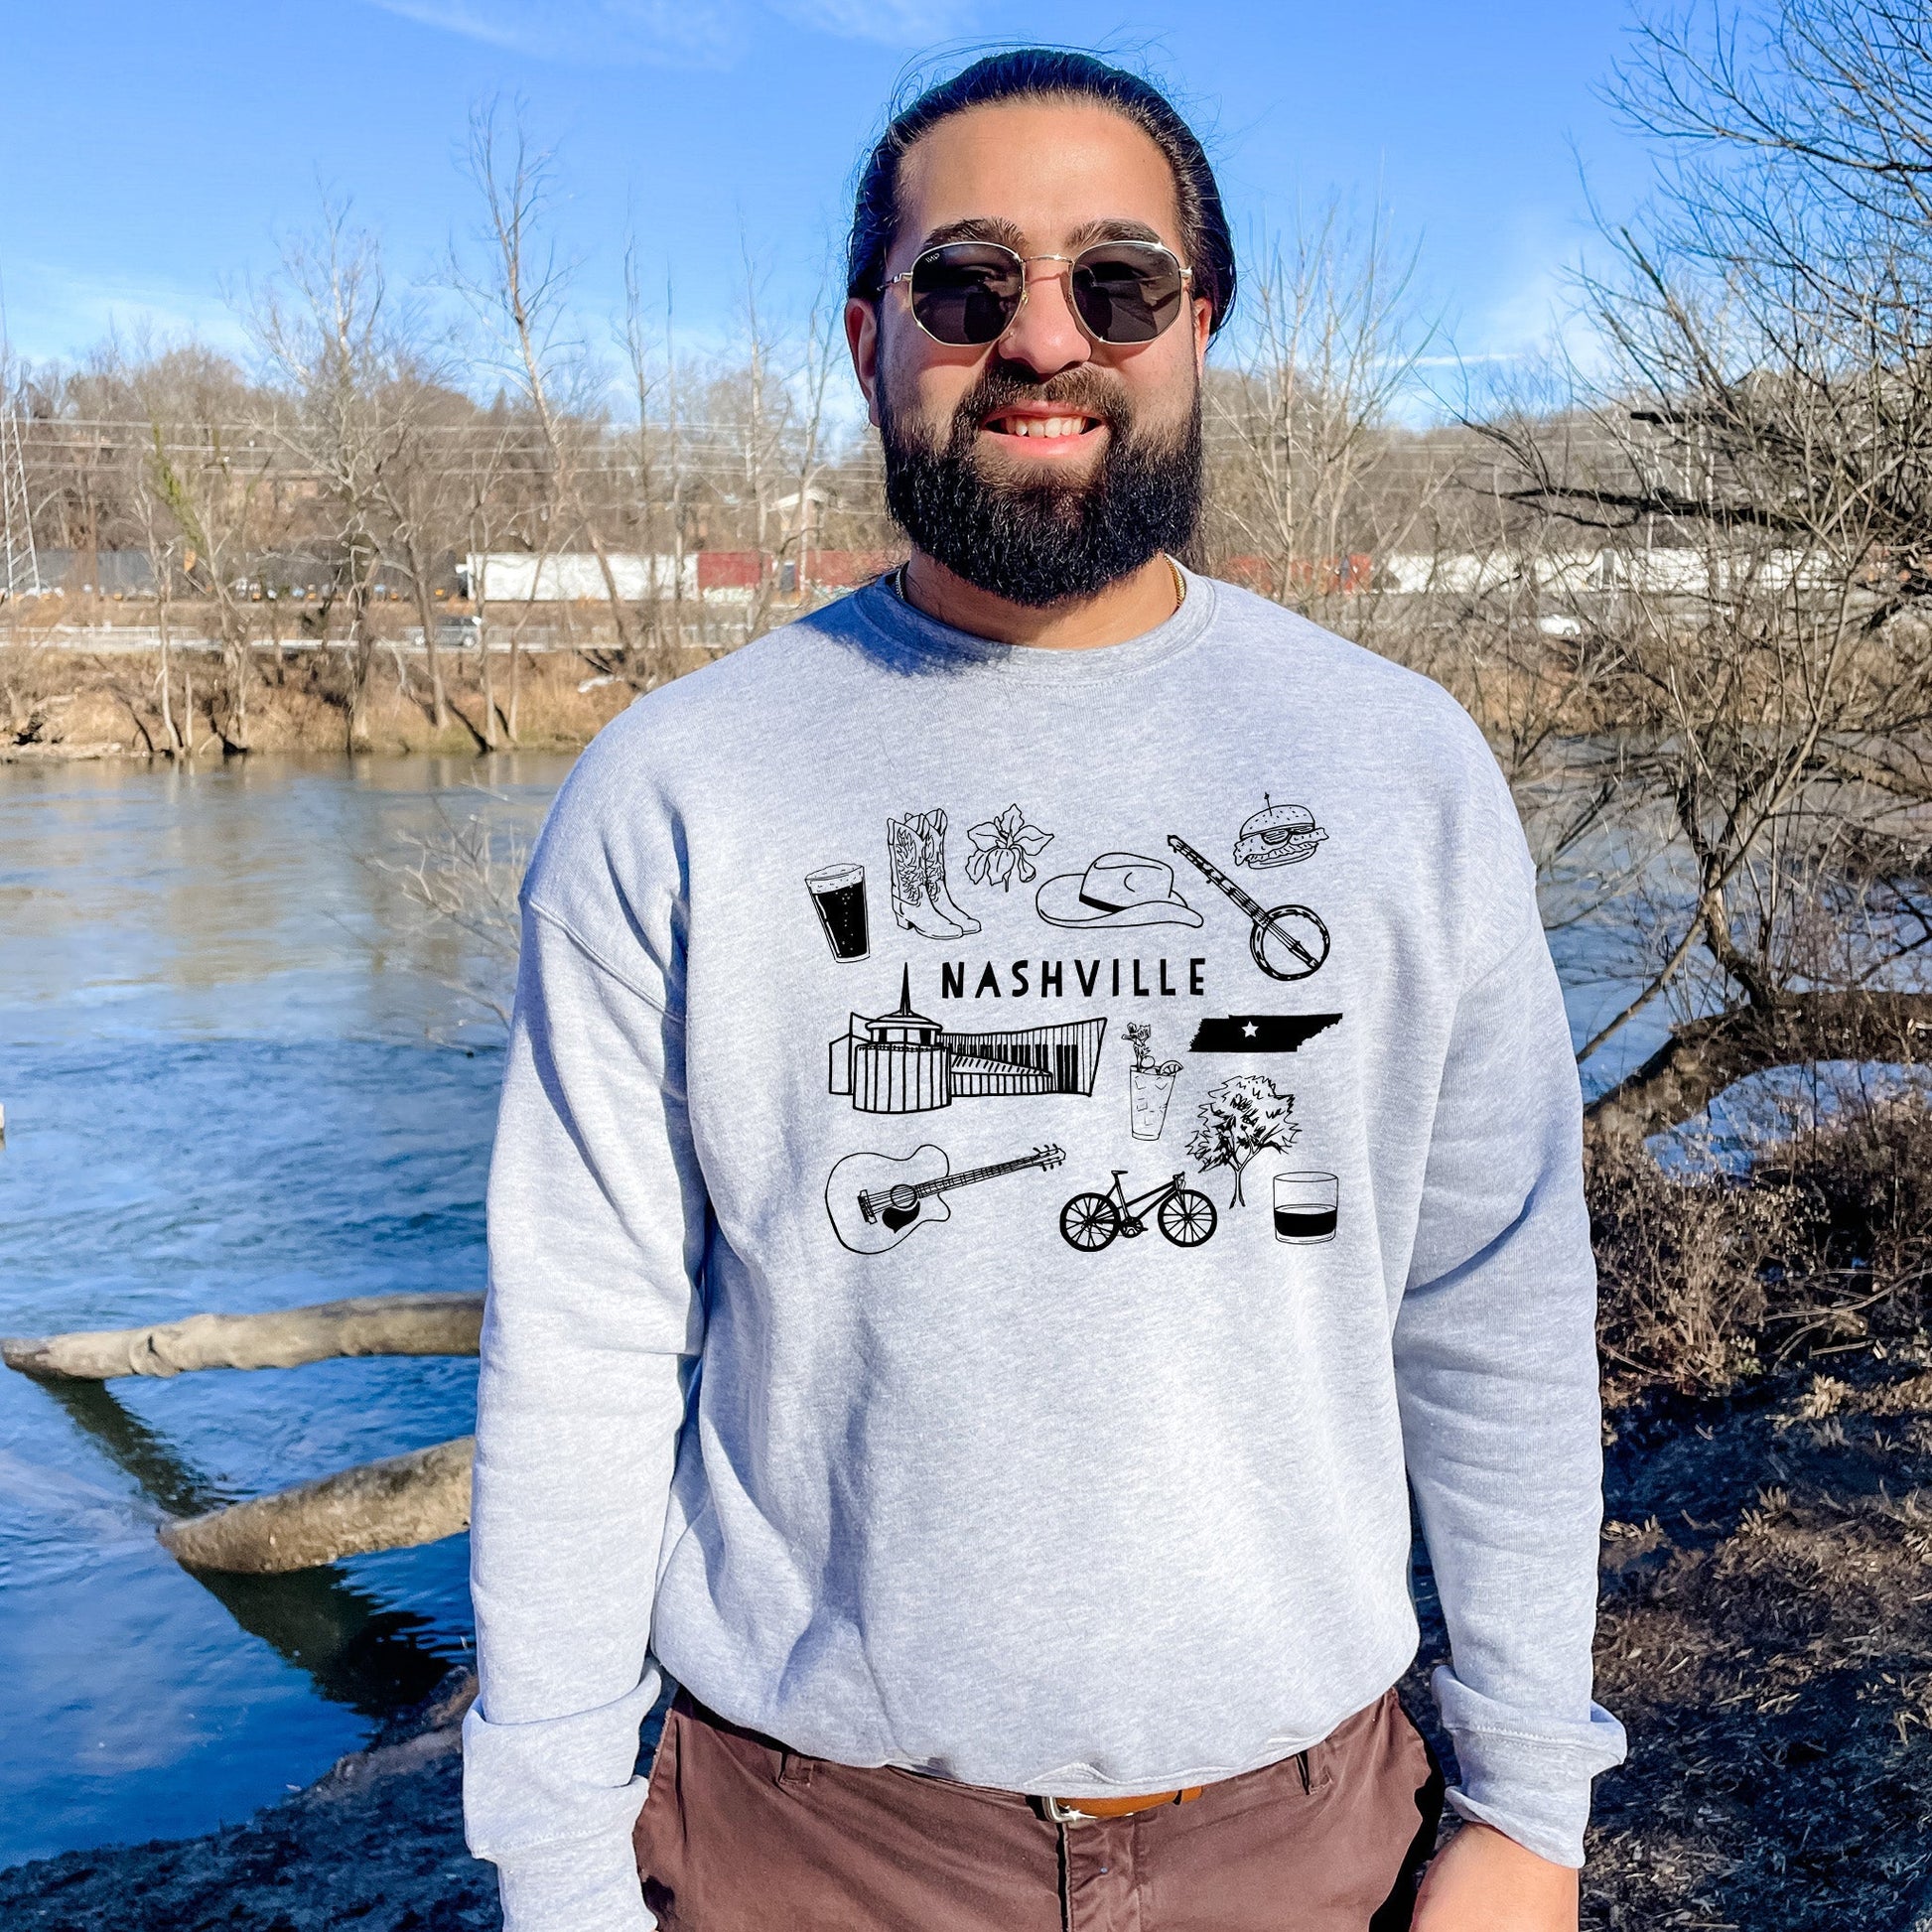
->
[884,239,1194,347]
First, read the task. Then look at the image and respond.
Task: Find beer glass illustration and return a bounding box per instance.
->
[1273,1171,1338,1244]
[806,863,870,962]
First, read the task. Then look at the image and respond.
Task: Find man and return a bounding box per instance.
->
[463,48,1625,1932]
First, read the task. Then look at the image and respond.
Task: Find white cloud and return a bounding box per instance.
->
[362,0,745,66]
[359,0,966,64]
[3,264,251,368]
[766,0,972,44]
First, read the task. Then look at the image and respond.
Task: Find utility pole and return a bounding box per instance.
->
[1,406,42,601]
[0,259,44,602]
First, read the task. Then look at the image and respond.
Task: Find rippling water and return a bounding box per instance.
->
[0,754,572,1868]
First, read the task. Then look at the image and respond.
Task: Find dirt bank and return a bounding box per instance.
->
[1,640,645,761]
[1585,1350,1932,1928]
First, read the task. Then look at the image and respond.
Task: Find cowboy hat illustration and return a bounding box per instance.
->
[1035,851,1204,928]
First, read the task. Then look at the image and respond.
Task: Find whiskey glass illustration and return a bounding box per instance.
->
[1128,1063,1176,1140]
[1273,1171,1338,1244]
[806,863,870,962]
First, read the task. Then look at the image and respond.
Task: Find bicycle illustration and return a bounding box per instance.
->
[1058,1169,1218,1251]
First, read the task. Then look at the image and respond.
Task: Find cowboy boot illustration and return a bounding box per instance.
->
[921,809,981,935]
[888,813,964,939]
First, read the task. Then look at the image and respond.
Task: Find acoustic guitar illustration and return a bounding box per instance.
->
[826,1142,1065,1254]
[1167,834,1331,982]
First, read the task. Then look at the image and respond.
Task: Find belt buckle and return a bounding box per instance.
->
[1040,1796,1098,1826]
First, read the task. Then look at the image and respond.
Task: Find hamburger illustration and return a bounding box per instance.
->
[1233,795,1326,870]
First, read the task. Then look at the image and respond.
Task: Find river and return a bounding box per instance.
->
[0,755,570,1868]
[0,750,1670,1871]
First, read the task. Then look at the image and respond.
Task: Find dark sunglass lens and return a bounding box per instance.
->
[909,244,1023,345]
[1071,245,1184,344]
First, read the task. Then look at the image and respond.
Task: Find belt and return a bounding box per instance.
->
[1038,1786,1204,1825]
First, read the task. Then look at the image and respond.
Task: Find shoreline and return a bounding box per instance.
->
[0,1673,683,1932]
[0,641,639,763]
[0,1672,492,1931]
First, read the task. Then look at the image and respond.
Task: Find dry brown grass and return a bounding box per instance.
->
[0,643,642,759]
[1590,1095,1932,1410]
[1580,1354,1932,1927]
[1544,1097,1932,1926]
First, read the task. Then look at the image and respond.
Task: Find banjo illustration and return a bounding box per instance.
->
[1167,834,1331,982]
[826,1142,1065,1254]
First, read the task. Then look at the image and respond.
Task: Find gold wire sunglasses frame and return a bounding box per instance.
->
[883,238,1195,348]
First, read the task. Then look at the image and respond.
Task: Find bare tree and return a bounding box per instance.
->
[130,445,185,758]
[1205,203,1445,639]
[456,101,651,687]
[132,352,270,753]
[248,205,403,750]
[1480,0,1932,1135]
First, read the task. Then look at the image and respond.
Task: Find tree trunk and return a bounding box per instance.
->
[410,572,450,732]
[159,1436,475,1573]
[157,587,181,756]
[1586,990,1932,1141]
[479,617,499,750]
[2,1291,483,1381]
[347,581,377,753]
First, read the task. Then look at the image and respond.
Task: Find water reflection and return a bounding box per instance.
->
[43,1379,454,1719]
[0,752,572,1046]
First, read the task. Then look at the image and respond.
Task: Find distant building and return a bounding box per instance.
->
[461,554,696,602]
[462,550,898,605]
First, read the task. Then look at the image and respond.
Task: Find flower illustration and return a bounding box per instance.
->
[965,802,1053,891]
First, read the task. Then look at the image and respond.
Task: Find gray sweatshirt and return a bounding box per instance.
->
[462,569,1627,1930]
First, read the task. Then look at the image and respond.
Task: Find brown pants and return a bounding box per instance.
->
[633,1689,1444,1931]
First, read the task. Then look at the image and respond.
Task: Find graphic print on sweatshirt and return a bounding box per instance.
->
[1167,832,1330,982]
[1123,1023,1182,1140]
[887,807,980,939]
[1056,1164,1219,1251]
[1233,793,1326,869]
[825,1140,1066,1254]
[828,966,1106,1114]
[963,802,1054,893]
[807,785,1347,1258]
[1035,847,1203,930]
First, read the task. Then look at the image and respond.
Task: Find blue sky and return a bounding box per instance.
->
[0,0,1657,392]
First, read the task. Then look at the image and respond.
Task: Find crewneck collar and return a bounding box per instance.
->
[847,561,1218,685]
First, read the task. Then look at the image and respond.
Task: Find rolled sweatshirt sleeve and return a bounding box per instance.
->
[1393,908,1627,1865]
[462,900,710,1932]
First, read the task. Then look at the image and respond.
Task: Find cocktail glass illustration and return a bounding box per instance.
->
[1129,1064,1176,1140]
[806,863,870,962]
[1273,1171,1338,1244]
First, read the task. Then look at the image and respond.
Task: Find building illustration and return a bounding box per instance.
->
[829,968,1106,1114]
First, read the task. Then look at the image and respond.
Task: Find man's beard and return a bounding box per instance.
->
[878,364,1203,609]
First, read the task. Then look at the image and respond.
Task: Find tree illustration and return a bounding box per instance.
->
[1187,1075,1299,1207]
